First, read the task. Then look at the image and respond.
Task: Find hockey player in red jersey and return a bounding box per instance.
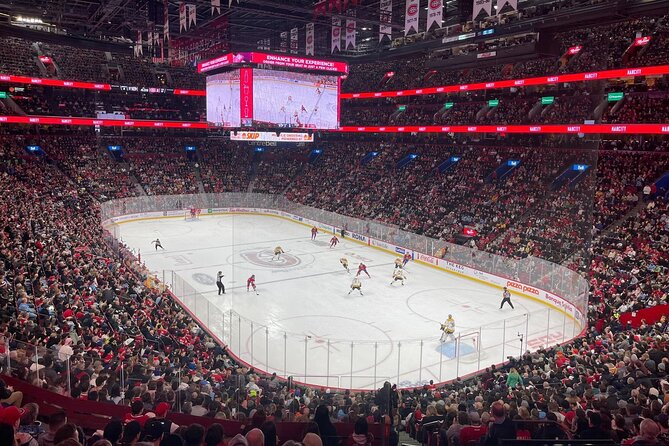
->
[329,235,339,248]
[402,252,412,268]
[357,262,371,278]
[247,274,257,293]
[311,227,318,240]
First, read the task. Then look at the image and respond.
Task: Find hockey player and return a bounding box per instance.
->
[247,274,257,293]
[394,258,403,269]
[390,269,405,286]
[356,263,371,278]
[329,235,339,248]
[340,257,350,273]
[348,277,363,295]
[440,315,455,342]
[402,252,412,268]
[273,246,285,260]
[216,271,225,295]
[311,226,318,240]
[151,238,164,251]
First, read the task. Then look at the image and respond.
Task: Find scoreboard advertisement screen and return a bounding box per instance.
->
[252,69,339,129]
[206,68,340,130]
[206,71,241,127]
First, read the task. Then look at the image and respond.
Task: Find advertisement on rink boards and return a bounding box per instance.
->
[230,131,315,142]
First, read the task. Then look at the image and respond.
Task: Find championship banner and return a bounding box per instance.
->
[498,0,517,10]
[427,0,443,31]
[280,31,288,53]
[187,4,197,28]
[379,0,392,41]
[164,0,170,40]
[231,131,315,142]
[290,27,298,54]
[134,31,143,57]
[314,0,361,18]
[212,0,220,15]
[404,0,419,36]
[345,16,356,50]
[473,0,492,19]
[179,2,186,32]
[306,23,315,56]
[331,17,342,53]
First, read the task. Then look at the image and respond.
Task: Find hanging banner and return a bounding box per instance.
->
[345,15,356,50]
[212,0,220,15]
[280,31,288,53]
[473,0,492,20]
[306,22,315,56]
[331,17,341,53]
[427,0,443,30]
[134,31,143,57]
[179,2,186,31]
[290,27,298,54]
[404,0,419,36]
[187,4,197,28]
[379,0,392,41]
[164,0,170,40]
[313,0,361,18]
[499,0,517,10]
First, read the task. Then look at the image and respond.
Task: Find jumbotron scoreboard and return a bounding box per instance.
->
[199,52,347,130]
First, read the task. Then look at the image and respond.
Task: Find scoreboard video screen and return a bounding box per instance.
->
[252,69,339,129]
[203,53,345,130]
[206,71,241,127]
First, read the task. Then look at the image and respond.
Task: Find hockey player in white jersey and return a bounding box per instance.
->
[440,315,455,342]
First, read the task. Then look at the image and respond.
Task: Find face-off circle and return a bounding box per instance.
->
[239,249,302,268]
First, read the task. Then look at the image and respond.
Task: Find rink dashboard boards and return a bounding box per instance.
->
[199,52,347,130]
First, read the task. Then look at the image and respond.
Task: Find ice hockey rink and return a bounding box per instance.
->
[117,213,580,390]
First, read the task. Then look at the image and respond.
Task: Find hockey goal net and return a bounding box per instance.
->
[455,331,482,361]
[185,208,201,221]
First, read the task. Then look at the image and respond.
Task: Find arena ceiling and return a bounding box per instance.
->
[1,0,462,56]
[3,0,669,58]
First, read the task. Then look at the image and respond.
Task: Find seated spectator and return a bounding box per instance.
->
[246,428,265,446]
[184,424,206,446]
[52,423,80,446]
[0,379,23,407]
[349,417,373,446]
[459,412,487,445]
[37,411,67,446]
[483,402,516,445]
[204,424,225,446]
[123,400,154,427]
[140,418,165,445]
[1,406,37,446]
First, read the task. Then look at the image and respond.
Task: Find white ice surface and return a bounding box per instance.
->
[118,214,578,390]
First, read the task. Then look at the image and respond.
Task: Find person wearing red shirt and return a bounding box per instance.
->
[459,412,488,445]
[123,400,154,427]
[357,263,371,278]
[247,274,257,292]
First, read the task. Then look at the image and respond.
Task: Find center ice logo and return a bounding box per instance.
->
[240,249,301,268]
